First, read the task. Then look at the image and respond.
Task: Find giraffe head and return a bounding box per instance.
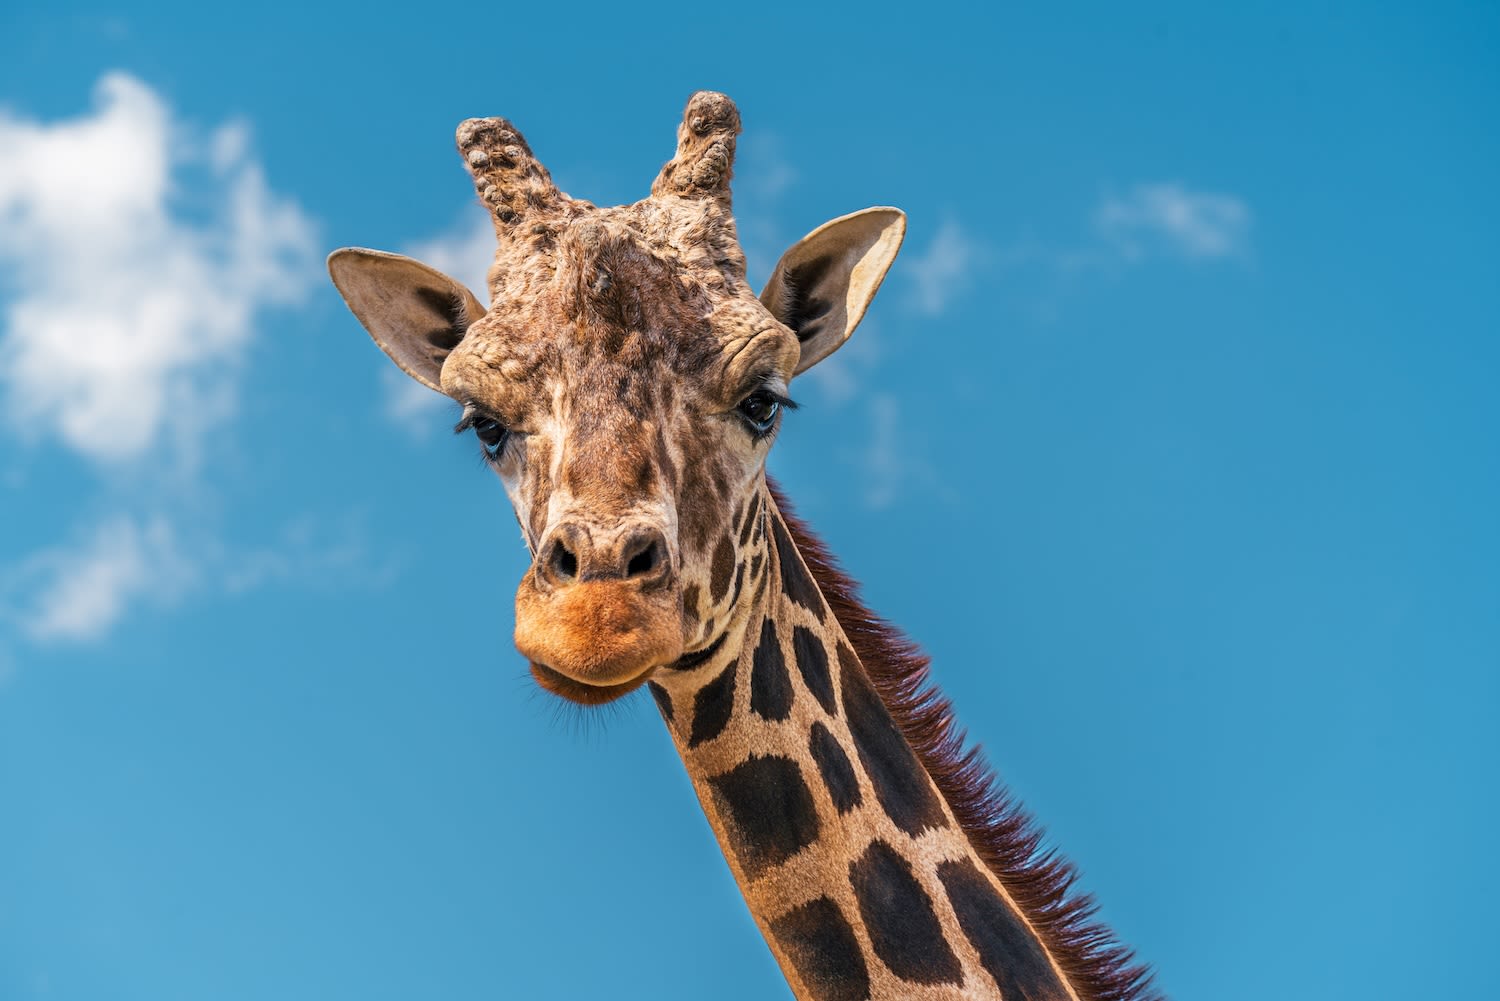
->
[329,93,904,705]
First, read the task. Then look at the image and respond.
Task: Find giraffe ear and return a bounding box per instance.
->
[760,207,906,376]
[327,248,487,393]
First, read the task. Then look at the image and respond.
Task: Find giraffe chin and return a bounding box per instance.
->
[528,661,652,705]
[513,578,684,705]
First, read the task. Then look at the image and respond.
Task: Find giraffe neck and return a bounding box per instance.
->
[648,479,1095,1001]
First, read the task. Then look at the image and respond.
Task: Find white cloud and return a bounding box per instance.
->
[5,515,191,643]
[0,74,320,649]
[906,220,982,316]
[0,511,384,645]
[1097,183,1251,259]
[0,72,317,467]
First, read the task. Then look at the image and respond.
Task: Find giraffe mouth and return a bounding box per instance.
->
[528,661,655,705]
[513,577,684,703]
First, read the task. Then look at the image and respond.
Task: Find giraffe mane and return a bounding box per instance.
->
[767,478,1162,1001]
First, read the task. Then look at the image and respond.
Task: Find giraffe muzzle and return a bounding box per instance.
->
[513,524,684,703]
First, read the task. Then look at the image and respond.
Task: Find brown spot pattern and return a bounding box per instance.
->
[709,532,735,604]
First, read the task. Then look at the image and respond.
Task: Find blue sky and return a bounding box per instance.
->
[1,4,1495,999]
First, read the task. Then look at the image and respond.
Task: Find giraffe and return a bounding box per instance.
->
[328,92,1158,1001]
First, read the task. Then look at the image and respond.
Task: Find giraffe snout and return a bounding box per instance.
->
[514,520,684,704]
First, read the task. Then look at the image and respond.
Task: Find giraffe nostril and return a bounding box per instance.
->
[539,525,668,586]
[547,538,579,583]
[626,544,658,578]
[627,549,653,577]
[622,530,668,582]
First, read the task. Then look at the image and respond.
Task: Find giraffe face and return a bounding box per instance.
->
[328,92,905,706]
[438,216,800,703]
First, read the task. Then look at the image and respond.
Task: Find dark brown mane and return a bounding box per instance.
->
[768,479,1161,1001]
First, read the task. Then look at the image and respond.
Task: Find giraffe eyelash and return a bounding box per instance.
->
[453,404,513,464]
[737,387,797,442]
[452,406,485,435]
[453,406,510,435]
[761,389,799,411]
[736,377,798,411]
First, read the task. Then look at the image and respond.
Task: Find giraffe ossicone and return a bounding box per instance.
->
[330,92,1158,1001]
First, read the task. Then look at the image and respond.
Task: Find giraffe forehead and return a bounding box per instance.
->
[443,245,797,421]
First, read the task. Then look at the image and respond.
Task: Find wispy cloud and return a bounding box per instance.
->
[905,220,984,316]
[216,514,388,595]
[0,72,317,468]
[0,74,320,647]
[1097,183,1251,260]
[732,132,800,286]
[863,393,904,510]
[0,512,384,644]
[381,365,453,433]
[801,320,884,408]
[738,132,799,205]
[3,516,190,643]
[857,391,948,511]
[855,184,1250,504]
[891,183,1253,326]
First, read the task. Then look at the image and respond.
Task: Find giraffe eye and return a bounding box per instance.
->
[736,391,781,436]
[473,417,510,459]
